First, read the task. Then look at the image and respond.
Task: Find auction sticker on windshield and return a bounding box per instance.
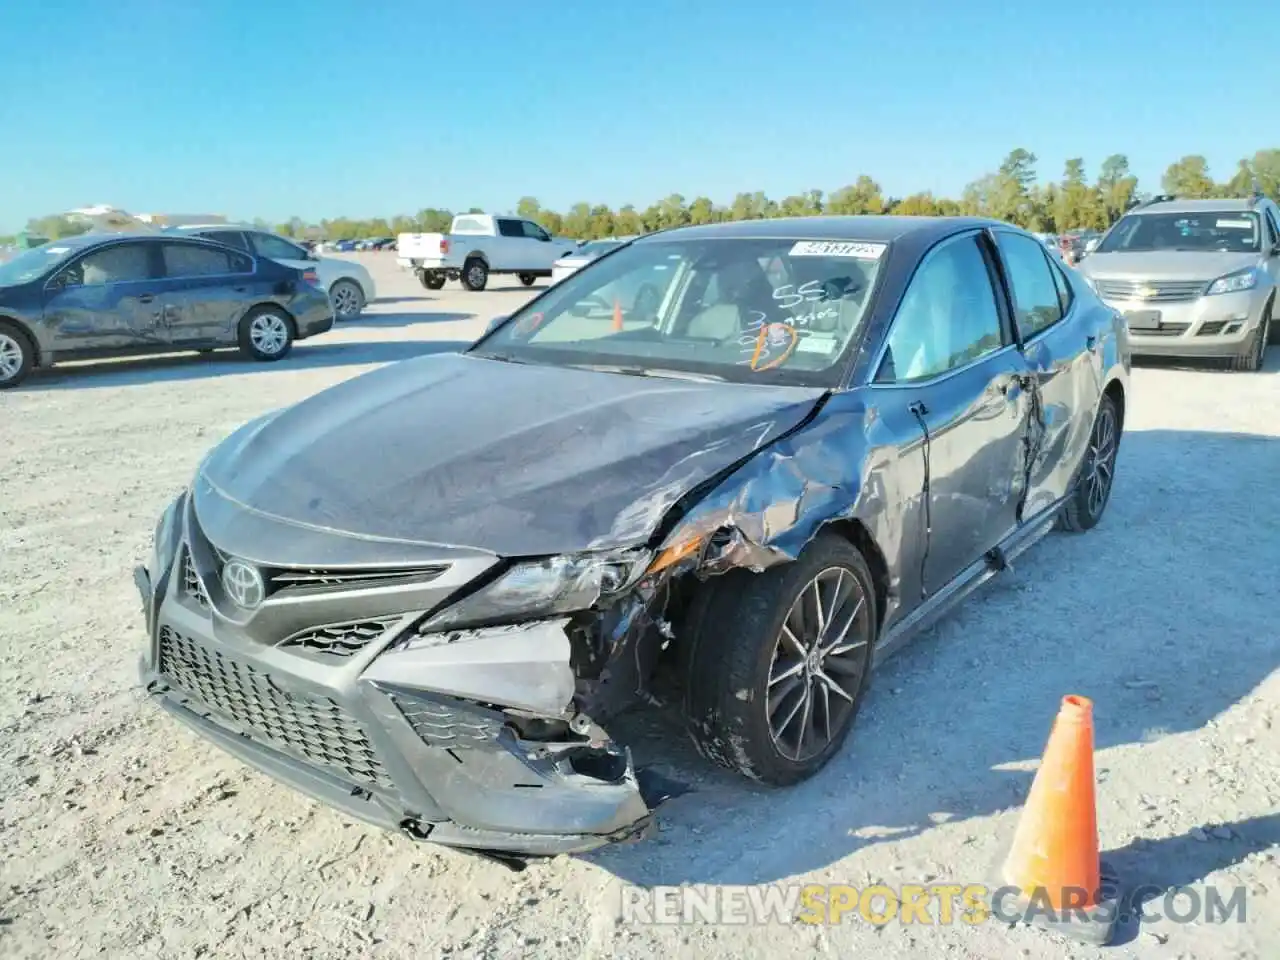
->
[789,240,886,259]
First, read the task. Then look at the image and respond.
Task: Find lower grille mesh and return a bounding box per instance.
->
[158,626,393,790]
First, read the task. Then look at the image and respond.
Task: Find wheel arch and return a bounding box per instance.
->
[816,518,891,632]
[1103,377,1125,431]
[462,251,490,267]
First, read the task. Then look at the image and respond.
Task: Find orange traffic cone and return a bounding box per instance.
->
[994,695,1118,945]
[612,298,624,332]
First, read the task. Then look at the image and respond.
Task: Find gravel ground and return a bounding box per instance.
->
[2,254,1278,960]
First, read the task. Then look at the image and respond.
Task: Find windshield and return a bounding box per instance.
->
[472,236,887,386]
[0,243,79,286]
[1097,211,1261,254]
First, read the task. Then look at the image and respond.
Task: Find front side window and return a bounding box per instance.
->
[162,243,248,277]
[876,235,1004,383]
[1096,211,1261,254]
[997,232,1065,340]
[250,232,307,261]
[520,220,550,241]
[63,243,154,287]
[473,236,888,386]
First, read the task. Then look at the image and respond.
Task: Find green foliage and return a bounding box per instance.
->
[224,146,1279,243]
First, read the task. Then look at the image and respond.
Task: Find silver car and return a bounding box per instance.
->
[1077,195,1280,371]
[550,237,637,284]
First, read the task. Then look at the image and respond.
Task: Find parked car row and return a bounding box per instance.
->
[0,232,336,389]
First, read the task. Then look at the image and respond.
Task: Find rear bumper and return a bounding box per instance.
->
[132,527,656,857]
[1099,287,1268,358]
[291,292,335,339]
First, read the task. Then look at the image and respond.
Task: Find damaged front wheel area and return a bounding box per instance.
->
[680,533,878,785]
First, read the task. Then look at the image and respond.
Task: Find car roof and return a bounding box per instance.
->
[642,214,1002,244]
[167,223,254,231]
[1132,198,1258,215]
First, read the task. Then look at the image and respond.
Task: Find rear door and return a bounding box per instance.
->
[41,240,163,350]
[157,241,257,343]
[493,217,526,270]
[991,228,1096,519]
[870,230,1031,596]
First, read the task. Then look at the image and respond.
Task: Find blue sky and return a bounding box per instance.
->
[0,0,1271,231]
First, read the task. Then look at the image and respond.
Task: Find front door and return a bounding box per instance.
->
[872,230,1030,595]
[42,240,163,351]
[992,229,1096,519]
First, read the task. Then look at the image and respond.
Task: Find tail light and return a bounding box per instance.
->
[301,268,320,286]
[439,238,450,254]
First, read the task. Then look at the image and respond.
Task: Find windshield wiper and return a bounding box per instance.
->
[569,363,726,382]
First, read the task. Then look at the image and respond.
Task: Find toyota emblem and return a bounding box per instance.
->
[221,559,265,609]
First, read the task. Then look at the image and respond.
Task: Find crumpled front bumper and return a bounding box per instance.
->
[133,550,659,858]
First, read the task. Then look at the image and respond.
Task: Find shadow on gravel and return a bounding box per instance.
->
[1134,346,1280,374]
[19,339,471,390]
[1104,812,1279,945]
[590,428,1280,889]
[350,310,475,329]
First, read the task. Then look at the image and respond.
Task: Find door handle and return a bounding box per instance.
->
[1086,334,1097,351]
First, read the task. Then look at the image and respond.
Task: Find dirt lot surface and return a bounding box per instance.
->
[2,253,1278,959]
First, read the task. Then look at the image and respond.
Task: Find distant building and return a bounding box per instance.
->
[134,212,228,227]
[61,206,228,231]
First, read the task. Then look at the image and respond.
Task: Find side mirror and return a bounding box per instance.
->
[1085,238,1100,253]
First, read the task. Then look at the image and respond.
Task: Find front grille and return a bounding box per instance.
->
[1095,278,1206,303]
[278,617,401,658]
[1133,322,1190,337]
[268,565,448,593]
[158,626,393,790]
[181,548,211,610]
[388,690,505,749]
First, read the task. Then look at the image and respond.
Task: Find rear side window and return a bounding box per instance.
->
[72,243,154,285]
[497,219,524,238]
[198,229,250,252]
[997,232,1064,340]
[162,243,249,278]
[876,235,1005,382]
[251,232,307,261]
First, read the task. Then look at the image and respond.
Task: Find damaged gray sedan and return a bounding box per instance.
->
[135,215,1129,862]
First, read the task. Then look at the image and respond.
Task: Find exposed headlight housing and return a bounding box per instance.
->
[1205,268,1260,296]
[421,550,650,631]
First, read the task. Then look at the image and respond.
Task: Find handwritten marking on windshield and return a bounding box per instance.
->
[748,322,798,371]
[789,240,886,260]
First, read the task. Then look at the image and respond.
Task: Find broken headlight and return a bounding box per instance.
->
[421,550,650,631]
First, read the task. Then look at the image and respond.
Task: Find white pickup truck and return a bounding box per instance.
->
[397,214,578,291]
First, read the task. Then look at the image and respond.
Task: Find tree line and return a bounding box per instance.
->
[12,148,1278,247]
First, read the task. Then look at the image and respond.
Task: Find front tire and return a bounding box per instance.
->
[1229,302,1271,371]
[1057,390,1121,532]
[238,307,295,362]
[682,533,877,785]
[0,321,35,390]
[461,258,489,291]
[329,279,365,320]
[519,273,537,287]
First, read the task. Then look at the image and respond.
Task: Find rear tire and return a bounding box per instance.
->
[420,271,446,290]
[461,258,489,291]
[0,320,35,390]
[519,273,537,287]
[329,279,365,320]
[238,307,295,362]
[681,532,877,785]
[1057,390,1121,532]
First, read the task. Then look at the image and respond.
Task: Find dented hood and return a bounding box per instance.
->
[197,352,827,557]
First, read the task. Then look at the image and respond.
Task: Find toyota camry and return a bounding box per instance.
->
[135,215,1129,863]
